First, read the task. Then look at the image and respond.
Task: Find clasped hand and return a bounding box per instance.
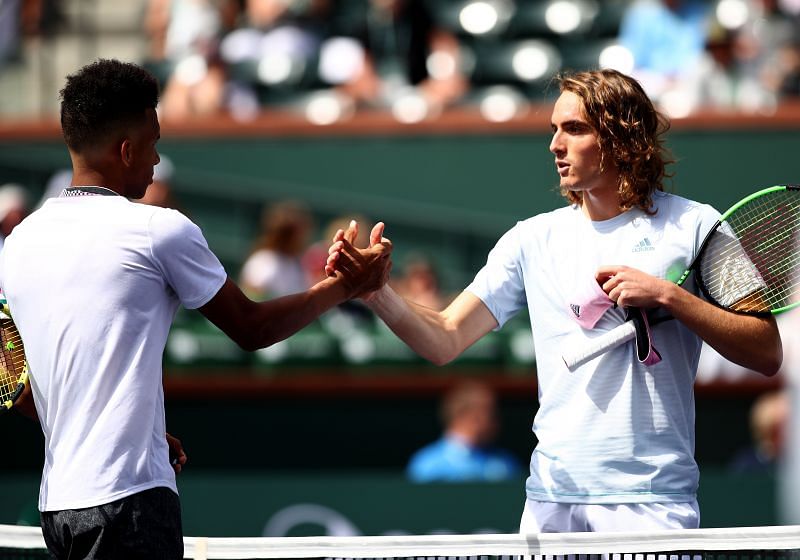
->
[326,220,393,299]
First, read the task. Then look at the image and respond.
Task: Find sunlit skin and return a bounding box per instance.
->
[549,91,621,222]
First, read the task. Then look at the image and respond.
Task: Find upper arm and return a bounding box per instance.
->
[197,278,257,349]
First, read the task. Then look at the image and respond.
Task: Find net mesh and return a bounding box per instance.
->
[699,187,800,313]
[1,524,800,560]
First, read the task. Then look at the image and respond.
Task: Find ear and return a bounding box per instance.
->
[120,138,133,167]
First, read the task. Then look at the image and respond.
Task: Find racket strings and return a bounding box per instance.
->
[0,318,25,403]
[700,190,800,313]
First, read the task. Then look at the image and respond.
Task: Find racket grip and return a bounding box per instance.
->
[562,321,637,370]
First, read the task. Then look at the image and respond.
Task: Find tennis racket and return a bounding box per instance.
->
[562,185,800,370]
[0,300,28,413]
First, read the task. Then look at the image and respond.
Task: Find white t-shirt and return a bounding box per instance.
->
[0,194,227,511]
[466,191,720,504]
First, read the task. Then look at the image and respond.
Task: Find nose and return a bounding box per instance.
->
[549,130,563,156]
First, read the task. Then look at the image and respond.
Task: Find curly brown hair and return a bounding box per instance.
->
[556,69,673,214]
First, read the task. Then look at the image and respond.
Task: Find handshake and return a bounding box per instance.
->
[324,220,393,301]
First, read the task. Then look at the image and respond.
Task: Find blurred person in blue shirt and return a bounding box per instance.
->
[407,380,523,483]
[618,0,712,112]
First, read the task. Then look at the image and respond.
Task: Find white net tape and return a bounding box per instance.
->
[3,524,800,559]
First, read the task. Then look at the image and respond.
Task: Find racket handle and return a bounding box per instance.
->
[562,321,637,370]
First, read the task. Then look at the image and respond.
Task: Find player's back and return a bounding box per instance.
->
[2,195,180,400]
[0,194,188,510]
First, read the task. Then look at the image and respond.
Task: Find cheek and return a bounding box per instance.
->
[578,144,603,173]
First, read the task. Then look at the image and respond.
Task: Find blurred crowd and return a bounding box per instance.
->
[4,0,800,122]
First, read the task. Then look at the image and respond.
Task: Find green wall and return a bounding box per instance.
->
[1,470,781,536]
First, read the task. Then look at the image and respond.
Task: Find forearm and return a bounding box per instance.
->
[365,286,491,365]
[202,277,349,352]
[245,277,349,350]
[663,284,782,376]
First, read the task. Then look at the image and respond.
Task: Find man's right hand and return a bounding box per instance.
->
[326,220,392,300]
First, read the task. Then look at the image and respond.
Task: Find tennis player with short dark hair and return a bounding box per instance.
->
[0,59,391,559]
[327,69,782,532]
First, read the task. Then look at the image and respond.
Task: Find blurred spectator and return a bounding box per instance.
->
[618,0,713,116]
[777,38,800,97]
[0,0,21,69]
[220,0,331,118]
[144,0,239,121]
[1,0,63,72]
[707,0,798,112]
[240,200,314,300]
[407,380,523,483]
[320,0,468,119]
[0,183,30,252]
[392,252,447,311]
[729,389,789,473]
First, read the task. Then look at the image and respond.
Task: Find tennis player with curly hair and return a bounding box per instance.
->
[328,69,781,532]
[1,58,391,559]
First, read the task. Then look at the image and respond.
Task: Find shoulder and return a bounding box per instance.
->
[147,206,204,239]
[510,205,578,235]
[653,191,719,222]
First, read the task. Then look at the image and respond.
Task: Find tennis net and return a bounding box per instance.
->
[1,524,799,559]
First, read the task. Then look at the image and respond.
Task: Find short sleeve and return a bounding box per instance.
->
[465,223,527,328]
[148,209,227,309]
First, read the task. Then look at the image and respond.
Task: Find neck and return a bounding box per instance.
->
[580,189,624,221]
[69,152,125,197]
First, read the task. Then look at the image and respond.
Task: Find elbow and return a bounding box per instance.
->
[426,345,461,367]
[231,328,268,353]
[761,346,784,378]
[424,331,471,366]
[429,354,455,367]
[754,335,783,377]
[236,338,261,353]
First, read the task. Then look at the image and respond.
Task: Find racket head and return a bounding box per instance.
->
[0,305,28,413]
[695,185,800,315]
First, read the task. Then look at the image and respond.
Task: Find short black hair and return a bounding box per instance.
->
[59,59,160,152]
